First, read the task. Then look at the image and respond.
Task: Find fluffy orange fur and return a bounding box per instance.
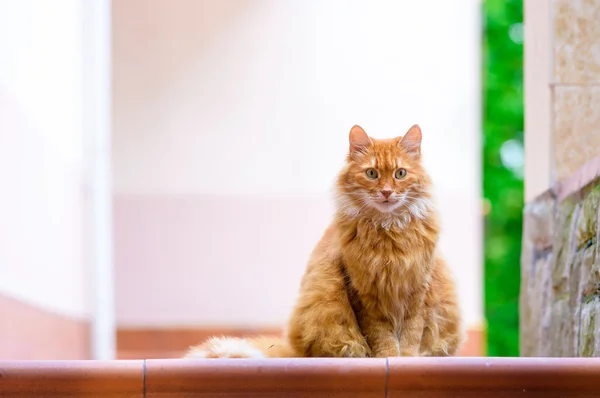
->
[185,124,463,359]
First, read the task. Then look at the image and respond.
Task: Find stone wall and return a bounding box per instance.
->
[521,0,600,356]
[521,179,600,357]
[521,179,600,356]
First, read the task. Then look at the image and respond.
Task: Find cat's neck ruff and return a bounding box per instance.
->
[335,193,434,231]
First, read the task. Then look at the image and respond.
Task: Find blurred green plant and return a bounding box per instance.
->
[483,0,524,356]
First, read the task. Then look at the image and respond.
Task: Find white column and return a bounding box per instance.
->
[82,0,115,360]
[524,0,552,201]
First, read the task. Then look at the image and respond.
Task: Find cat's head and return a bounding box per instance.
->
[336,124,432,220]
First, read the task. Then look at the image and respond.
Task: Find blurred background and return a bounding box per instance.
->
[0,0,524,359]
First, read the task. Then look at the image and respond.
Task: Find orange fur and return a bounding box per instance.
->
[184,124,463,359]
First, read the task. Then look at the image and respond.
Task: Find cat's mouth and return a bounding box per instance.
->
[371,199,402,213]
[376,198,399,204]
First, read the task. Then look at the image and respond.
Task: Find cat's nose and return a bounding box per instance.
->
[381,190,392,199]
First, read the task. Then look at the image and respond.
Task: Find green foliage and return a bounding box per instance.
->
[483,0,524,356]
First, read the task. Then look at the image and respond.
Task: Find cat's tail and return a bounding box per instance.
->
[184,336,297,359]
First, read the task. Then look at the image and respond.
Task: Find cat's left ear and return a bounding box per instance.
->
[349,125,373,154]
[398,124,422,158]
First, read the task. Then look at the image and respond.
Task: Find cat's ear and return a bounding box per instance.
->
[398,124,422,158]
[349,125,373,154]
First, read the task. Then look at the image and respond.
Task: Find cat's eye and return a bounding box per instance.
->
[365,168,379,179]
[395,168,408,179]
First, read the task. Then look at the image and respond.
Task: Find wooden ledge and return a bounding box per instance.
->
[1,357,599,397]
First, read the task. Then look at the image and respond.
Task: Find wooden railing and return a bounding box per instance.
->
[0,357,598,397]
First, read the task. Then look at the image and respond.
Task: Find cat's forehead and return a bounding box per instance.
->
[365,141,405,168]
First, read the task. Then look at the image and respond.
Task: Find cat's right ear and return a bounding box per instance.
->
[398,124,422,159]
[349,125,372,155]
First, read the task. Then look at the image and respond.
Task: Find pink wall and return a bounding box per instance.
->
[114,194,332,327]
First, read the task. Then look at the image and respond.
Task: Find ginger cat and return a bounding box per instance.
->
[186,124,463,359]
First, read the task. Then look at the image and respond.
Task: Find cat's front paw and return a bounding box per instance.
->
[340,342,371,358]
[373,345,400,358]
[400,347,420,357]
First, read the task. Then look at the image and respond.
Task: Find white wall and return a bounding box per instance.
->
[113,0,482,329]
[0,0,88,319]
